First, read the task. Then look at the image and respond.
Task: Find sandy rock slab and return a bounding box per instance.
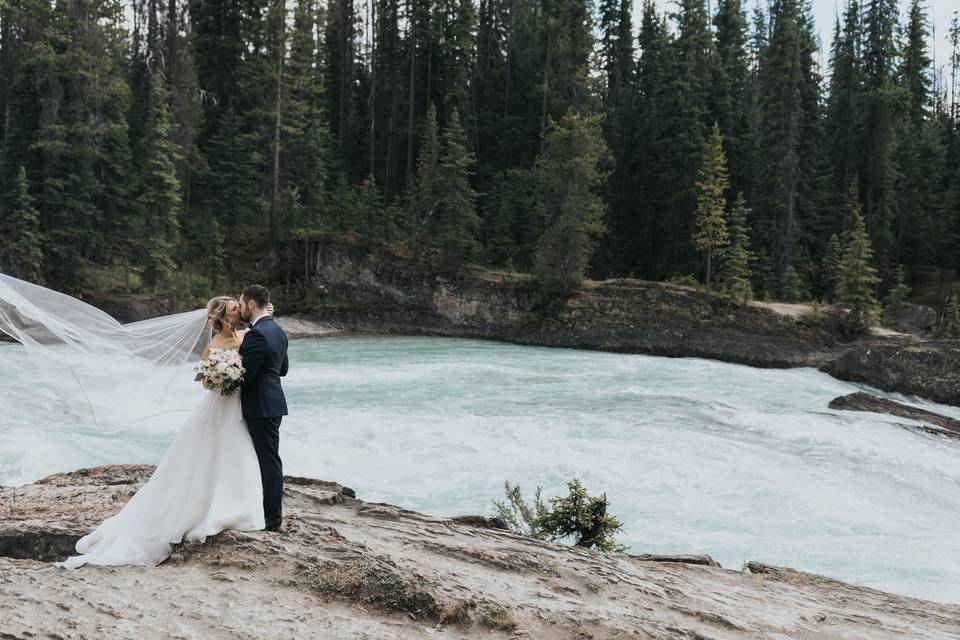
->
[2,465,959,639]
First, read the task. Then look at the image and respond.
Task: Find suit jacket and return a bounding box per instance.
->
[239,315,289,419]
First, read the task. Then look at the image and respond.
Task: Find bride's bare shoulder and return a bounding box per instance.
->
[203,335,242,357]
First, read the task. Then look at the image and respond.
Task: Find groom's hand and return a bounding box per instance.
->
[267,302,275,316]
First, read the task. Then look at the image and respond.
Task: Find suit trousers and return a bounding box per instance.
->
[246,416,283,524]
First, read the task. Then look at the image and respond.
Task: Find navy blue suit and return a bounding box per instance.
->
[239,315,289,526]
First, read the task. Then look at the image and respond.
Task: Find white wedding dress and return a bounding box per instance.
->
[57,349,266,569]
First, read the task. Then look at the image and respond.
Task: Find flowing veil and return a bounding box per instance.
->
[0,273,211,433]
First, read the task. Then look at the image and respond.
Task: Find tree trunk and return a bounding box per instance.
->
[405,0,416,188]
[385,0,400,211]
[166,0,177,87]
[338,0,355,157]
[368,0,376,181]
[148,0,158,74]
[270,0,285,251]
[502,0,515,171]
[540,28,550,154]
[0,5,12,149]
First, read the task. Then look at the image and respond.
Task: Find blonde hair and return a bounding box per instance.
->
[206,296,237,334]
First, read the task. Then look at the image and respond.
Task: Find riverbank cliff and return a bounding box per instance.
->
[288,239,959,406]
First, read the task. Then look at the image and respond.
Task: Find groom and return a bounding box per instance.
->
[238,284,289,532]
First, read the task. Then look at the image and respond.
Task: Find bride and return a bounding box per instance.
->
[54,296,269,569]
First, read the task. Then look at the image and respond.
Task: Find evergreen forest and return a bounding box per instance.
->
[1,0,959,319]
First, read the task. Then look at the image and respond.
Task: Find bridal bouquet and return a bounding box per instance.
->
[194,348,245,396]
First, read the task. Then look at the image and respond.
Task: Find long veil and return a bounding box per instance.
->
[0,273,211,433]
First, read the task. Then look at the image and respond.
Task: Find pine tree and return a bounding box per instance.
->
[430,0,476,126]
[659,0,715,275]
[780,265,806,301]
[3,165,43,283]
[892,0,945,273]
[836,187,881,333]
[17,0,133,291]
[940,296,960,338]
[481,173,517,268]
[533,111,611,295]
[485,167,540,271]
[190,0,247,144]
[371,0,406,200]
[823,1,862,224]
[593,0,636,278]
[358,175,390,248]
[712,0,751,199]
[139,71,183,288]
[436,109,480,271]
[539,0,597,125]
[752,250,779,300]
[406,103,440,259]
[756,0,820,273]
[282,0,333,275]
[859,0,900,267]
[821,233,843,300]
[631,0,670,277]
[473,0,510,197]
[694,123,731,294]
[900,0,931,126]
[206,217,226,289]
[886,264,910,307]
[720,191,754,303]
[198,100,260,229]
[323,0,358,170]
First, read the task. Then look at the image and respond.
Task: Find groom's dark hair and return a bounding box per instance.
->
[241,284,271,309]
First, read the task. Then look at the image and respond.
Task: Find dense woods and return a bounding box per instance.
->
[0,0,958,315]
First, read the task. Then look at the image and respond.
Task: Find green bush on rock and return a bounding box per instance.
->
[491,479,629,554]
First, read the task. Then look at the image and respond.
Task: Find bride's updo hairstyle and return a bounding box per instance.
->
[206,296,236,334]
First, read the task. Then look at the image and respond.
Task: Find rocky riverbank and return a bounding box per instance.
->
[56,238,956,406]
[2,464,959,639]
[297,239,960,406]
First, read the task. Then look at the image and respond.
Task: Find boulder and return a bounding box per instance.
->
[821,342,960,407]
[829,391,960,438]
[882,303,938,334]
[631,553,721,567]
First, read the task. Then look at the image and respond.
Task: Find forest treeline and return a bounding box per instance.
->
[0,0,958,311]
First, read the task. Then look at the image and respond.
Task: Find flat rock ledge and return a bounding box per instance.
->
[2,465,959,639]
[829,391,960,440]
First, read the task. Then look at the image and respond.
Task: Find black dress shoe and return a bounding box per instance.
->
[264,520,282,531]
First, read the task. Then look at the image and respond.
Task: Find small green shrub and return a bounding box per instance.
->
[491,479,629,554]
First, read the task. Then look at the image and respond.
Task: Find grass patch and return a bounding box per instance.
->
[477,603,518,631]
[307,558,442,620]
[303,558,519,630]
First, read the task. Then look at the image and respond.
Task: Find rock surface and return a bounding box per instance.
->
[822,341,960,407]
[307,241,841,369]
[829,391,960,439]
[273,315,347,339]
[2,464,959,639]
[301,239,960,406]
[882,303,939,334]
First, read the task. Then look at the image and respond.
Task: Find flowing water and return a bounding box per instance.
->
[2,336,959,603]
